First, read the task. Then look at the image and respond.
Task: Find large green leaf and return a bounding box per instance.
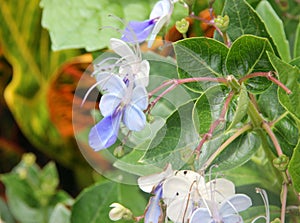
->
[40,0,155,51]
[267,52,300,121]
[258,85,298,157]
[71,181,146,223]
[288,139,300,193]
[140,101,199,169]
[222,0,278,54]
[174,37,229,92]
[256,0,291,62]
[211,131,261,171]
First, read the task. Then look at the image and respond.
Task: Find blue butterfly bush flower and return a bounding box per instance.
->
[122,0,174,47]
[88,39,149,151]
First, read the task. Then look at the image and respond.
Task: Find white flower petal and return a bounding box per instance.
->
[135,60,150,87]
[131,85,148,110]
[100,74,126,94]
[138,163,173,193]
[110,38,136,62]
[200,178,235,203]
[123,103,146,131]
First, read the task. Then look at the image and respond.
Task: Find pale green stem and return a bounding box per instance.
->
[202,124,252,170]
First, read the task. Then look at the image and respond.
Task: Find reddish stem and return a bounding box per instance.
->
[195,90,235,158]
[239,71,292,94]
[148,77,227,112]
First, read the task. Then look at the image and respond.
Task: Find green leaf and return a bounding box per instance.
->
[193,85,228,134]
[211,131,261,171]
[226,35,274,78]
[256,0,291,62]
[1,174,44,223]
[288,139,300,193]
[140,102,199,169]
[267,52,300,121]
[174,37,229,92]
[0,198,16,223]
[222,0,278,54]
[294,21,300,58]
[49,204,71,223]
[227,84,249,130]
[290,57,300,69]
[71,181,146,223]
[40,0,156,51]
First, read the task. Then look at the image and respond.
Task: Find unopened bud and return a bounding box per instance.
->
[214,15,229,32]
[176,18,190,34]
[271,218,281,223]
[22,153,36,166]
[273,154,289,172]
[114,146,125,158]
[109,203,133,221]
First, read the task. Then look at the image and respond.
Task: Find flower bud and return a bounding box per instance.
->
[273,154,289,172]
[175,18,190,35]
[109,203,133,221]
[22,153,36,166]
[113,146,125,158]
[214,15,230,32]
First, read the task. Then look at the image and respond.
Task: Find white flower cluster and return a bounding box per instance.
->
[138,164,252,223]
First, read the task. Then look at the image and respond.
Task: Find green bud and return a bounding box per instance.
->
[176,18,190,35]
[271,218,281,223]
[22,153,36,166]
[147,113,155,123]
[273,154,289,172]
[114,146,125,158]
[214,15,230,32]
[226,75,240,92]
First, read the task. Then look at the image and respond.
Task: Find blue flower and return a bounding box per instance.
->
[144,184,163,223]
[189,194,252,223]
[89,75,148,151]
[122,0,174,47]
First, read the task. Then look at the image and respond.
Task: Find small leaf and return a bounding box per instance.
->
[227,84,249,130]
[288,139,300,193]
[226,35,274,78]
[49,204,71,223]
[222,0,278,54]
[256,0,291,62]
[174,37,229,92]
[211,131,261,171]
[267,52,300,121]
[294,21,300,58]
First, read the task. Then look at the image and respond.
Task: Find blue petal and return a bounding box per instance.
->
[144,184,163,223]
[189,208,213,223]
[100,93,122,117]
[222,214,243,223]
[131,85,148,110]
[121,19,156,43]
[219,194,252,216]
[88,111,122,151]
[123,103,146,131]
